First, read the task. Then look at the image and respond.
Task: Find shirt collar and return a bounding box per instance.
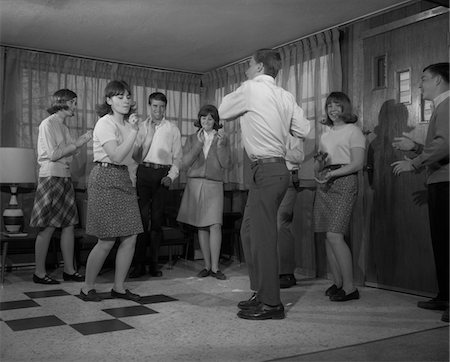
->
[253,74,276,84]
[433,90,450,108]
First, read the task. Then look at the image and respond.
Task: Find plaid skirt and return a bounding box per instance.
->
[313,174,358,233]
[177,178,223,227]
[86,164,143,239]
[30,177,79,228]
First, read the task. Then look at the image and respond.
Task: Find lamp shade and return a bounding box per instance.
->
[0,147,37,184]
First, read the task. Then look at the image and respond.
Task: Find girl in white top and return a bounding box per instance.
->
[313,92,365,302]
[30,89,92,284]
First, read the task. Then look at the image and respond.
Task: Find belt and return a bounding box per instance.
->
[323,164,346,171]
[95,162,127,170]
[250,157,285,168]
[141,162,171,169]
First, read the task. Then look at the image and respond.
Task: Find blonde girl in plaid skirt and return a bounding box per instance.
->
[80,80,143,302]
[30,89,92,284]
[313,92,365,302]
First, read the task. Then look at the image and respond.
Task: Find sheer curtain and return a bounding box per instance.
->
[0,46,201,188]
[201,28,342,188]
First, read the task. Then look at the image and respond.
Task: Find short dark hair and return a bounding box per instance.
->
[47,89,77,114]
[148,92,167,105]
[96,80,135,118]
[253,49,282,78]
[194,104,222,130]
[323,91,358,127]
[423,63,449,84]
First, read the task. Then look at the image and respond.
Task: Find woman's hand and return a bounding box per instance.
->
[217,129,227,147]
[314,169,332,184]
[128,113,140,131]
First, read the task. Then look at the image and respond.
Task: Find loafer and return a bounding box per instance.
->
[129,265,146,279]
[211,270,226,280]
[417,298,449,311]
[33,274,60,285]
[197,269,210,278]
[80,289,102,302]
[279,274,296,289]
[325,284,342,297]
[238,293,261,310]
[63,271,85,282]
[442,308,449,323]
[330,288,360,302]
[111,289,141,302]
[237,303,285,320]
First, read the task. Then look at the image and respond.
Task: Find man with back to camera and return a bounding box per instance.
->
[130,92,182,278]
[219,48,310,320]
[392,62,449,323]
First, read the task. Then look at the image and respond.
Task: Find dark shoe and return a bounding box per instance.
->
[149,268,163,277]
[197,269,210,278]
[33,274,60,285]
[330,288,360,302]
[442,308,449,323]
[237,303,285,320]
[325,284,342,297]
[238,293,261,310]
[279,274,296,289]
[129,265,146,279]
[211,270,226,280]
[63,271,85,282]
[80,289,102,302]
[111,289,141,302]
[417,298,449,311]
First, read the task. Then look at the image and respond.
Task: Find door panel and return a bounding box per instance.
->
[363,13,448,293]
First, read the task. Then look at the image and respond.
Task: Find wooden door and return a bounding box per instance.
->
[363,11,448,294]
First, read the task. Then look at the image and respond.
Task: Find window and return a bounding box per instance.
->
[398,69,411,104]
[373,55,387,89]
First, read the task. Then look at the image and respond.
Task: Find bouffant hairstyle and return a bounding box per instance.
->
[194,104,223,131]
[95,80,135,119]
[323,91,358,127]
[253,48,282,78]
[46,89,77,115]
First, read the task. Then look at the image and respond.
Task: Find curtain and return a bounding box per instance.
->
[0,46,202,189]
[201,28,342,188]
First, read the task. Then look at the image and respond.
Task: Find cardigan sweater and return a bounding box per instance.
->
[181,132,231,182]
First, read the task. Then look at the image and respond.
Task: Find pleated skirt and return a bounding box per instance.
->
[313,174,358,233]
[30,177,78,228]
[177,178,223,227]
[86,164,143,239]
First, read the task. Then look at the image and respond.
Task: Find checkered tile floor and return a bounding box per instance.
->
[1,289,177,335]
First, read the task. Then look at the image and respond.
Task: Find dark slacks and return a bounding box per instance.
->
[241,161,289,306]
[133,166,169,266]
[427,181,449,301]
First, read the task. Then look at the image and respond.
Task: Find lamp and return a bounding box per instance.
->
[0,147,36,234]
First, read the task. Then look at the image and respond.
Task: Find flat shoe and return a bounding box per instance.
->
[33,274,60,285]
[325,284,342,297]
[111,289,141,302]
[237,303,285,320]
[63,272,85,282]
[197,269,210,278]
[80,289,102,302]
[330,288,360,302]
[238,293,261,310]
[210,270,226,280]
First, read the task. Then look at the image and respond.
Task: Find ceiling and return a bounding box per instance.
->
[0,0,415,74]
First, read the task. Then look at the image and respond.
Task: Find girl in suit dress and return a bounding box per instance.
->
[177,105,231,280]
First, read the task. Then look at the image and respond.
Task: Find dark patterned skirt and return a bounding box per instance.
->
[86,164,143,239]
[313,174,358,233]
[177,178,223,227]
[30,177,79,228]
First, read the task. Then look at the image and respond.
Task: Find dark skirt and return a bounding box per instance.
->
[30,177,79,228]
[86,164,143,239]
[313,174,358,233]
[177,178,223,227]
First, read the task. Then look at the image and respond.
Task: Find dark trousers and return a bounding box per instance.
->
[428,181,449,301]
[133,166,169,267]
[241,161,289,306]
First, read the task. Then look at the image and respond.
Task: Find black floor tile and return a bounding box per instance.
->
[139,294,178,304]
[0,299,40,311]
[5,315,66,331]
[70,319,134,335]
[102,305,158,318]
[24,289,71,299]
